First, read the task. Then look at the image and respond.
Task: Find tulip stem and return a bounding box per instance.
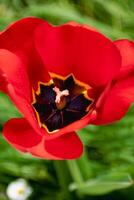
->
[53,160,73,200]
[76,151,93,180]
[66,160,84,184]
[66,160,84,197]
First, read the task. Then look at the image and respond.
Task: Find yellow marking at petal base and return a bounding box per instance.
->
[32,101,59,134]
[32,88,43,131]
[42,124,59,134]
[50,72,91,90]
[50,72,94,112]
[32,78,54,105]
[32,83,59,134]
[50,72,94,110]
[83,90,94,112]
[32,72,94,135]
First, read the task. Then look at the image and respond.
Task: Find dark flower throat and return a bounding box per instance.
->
[32,74,93,133]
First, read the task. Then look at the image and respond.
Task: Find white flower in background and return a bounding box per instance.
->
[6,178,32,200]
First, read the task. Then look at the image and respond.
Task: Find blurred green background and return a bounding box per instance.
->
[0,0,134,199]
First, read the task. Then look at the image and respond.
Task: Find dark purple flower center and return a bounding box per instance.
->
[32,74,93,133]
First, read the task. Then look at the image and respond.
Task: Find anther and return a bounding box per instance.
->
[53,86,69,104]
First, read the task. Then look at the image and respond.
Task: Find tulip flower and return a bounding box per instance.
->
[0,17,134,159]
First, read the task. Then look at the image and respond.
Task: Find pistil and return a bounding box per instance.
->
[53,86,69,110]
[32,74,93,132]
[53,86,69,104]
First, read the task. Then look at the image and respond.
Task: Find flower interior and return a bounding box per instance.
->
[32,73,93,133]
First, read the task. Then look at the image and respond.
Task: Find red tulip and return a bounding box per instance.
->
[0,17,134,159]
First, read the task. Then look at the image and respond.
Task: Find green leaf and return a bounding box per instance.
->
[69,172,133,195]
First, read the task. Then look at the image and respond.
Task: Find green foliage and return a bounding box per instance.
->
[0,0,134,200]
[69,172,133,195]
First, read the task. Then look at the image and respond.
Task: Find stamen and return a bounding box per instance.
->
[32,74,93,133]
[53,86,69,104]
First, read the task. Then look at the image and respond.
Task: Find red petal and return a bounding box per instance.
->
[3,118,42,148]
[30,132,83,160]
[41,110,97,141]
[0,17,50,90]
[114,39,134,68]
[3,118,83,159]
[35,22,121,87]
[0,49,30,99]
[0,17,44,55]
[27,46,51,90]
[29,138,60,160]
[0,49,41,132]
[7,84,45,136]
[92,67,134,125]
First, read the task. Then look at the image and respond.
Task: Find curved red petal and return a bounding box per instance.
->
[6,84,45,136]
[27,46,51,90]
[0,17,44,52]
[3,118,42,148]
[0,49,30,99]
[35,22,121,87]
[30,132,83,160]
[45,132,83,159]
[0,17,51,90]
[0,49,41,132]
[29,137,62,160]
[3,117,83,160]
[41,110,97,141]
[92,67,134,125]
[114,39,134,68]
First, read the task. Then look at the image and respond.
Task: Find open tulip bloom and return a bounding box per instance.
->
[0,17,134,160]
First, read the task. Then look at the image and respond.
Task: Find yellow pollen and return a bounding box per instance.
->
[53,86,69,104]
